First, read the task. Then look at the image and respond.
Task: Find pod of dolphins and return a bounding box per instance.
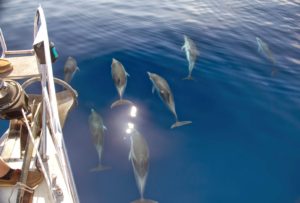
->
[62,35,276,203]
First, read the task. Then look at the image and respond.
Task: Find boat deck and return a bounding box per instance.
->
[0,54,40,79]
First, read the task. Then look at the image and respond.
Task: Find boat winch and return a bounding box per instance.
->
[0,78,30,120]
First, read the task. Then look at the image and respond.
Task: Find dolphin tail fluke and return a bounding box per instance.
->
[110,99,134,108]
[171,120,192,129]
[90,164,111,172]
[182,75,194,80]
[131,199,158,203]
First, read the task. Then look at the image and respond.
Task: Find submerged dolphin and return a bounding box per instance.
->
[147,72,192,129]
[181,35,199,80]
[256,37,277,75]
[64,56,80,84]
[256,37,275,64]
[88,109,110,171]
[128,129,158,203]
[111,58,133,108]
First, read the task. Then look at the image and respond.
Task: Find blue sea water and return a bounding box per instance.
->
[1,0,300,202]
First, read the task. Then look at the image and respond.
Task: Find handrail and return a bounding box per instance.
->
[22,76,78,99]
[34,6,61,137]
[33,6,80,203]
[4,50,34,55]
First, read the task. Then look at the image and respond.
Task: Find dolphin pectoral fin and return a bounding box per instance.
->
[181,45,185,51]
[171,120,192,129]
[131,199,158,203]
[111,99,134,108]
[90,164,111,172]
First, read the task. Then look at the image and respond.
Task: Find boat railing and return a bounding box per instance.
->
[0,28,34,58]
[32,6,80,203]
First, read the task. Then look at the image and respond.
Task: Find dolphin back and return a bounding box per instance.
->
[171,120,192,129]
[64,56,78,83]
[131,199,158,203]
[111,99,134,108]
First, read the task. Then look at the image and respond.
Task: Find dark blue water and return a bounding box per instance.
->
[1,0,300,202]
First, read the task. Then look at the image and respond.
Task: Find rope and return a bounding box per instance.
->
[9,182,35,203]
[21,109,53,198]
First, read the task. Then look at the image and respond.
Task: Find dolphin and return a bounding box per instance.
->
[256,37,277,75]
[128,129,158,203]
[181,35,199,80]
[111,58,134,108]
[147,72,192,129]
[256,37,276,64]
[64,56,80,84]
[88,109,111,172]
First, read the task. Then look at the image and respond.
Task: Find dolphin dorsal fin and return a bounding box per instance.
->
[76,66,80,72]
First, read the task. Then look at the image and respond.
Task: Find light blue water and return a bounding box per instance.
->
[0,0,300,203]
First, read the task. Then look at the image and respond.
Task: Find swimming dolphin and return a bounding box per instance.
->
[88,109,110,171]
[147,72,192,129]
[256,37,277,75]
[64,56,80,84]
[256,37,275,64]
[181,35,199,80]
[111,58,133,108]
[128,129,158,203]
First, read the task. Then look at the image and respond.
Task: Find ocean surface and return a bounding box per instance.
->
[1,0,300,202]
